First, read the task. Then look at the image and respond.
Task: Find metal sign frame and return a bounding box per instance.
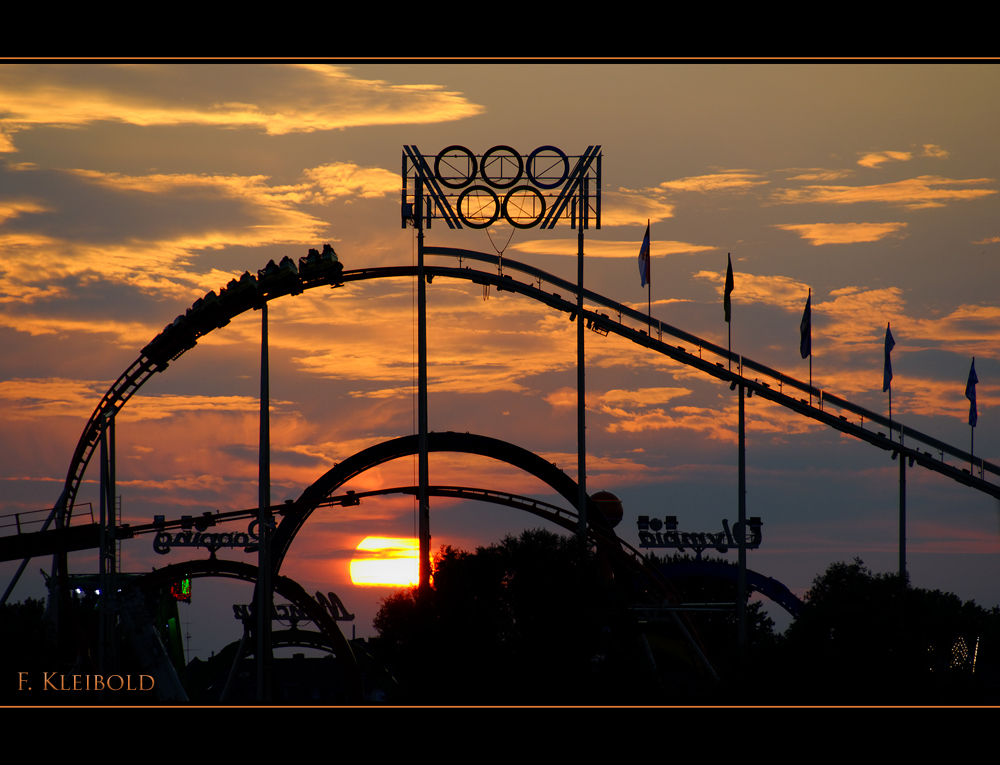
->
[402,145,601,230]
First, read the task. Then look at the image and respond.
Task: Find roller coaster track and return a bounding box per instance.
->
[23,245,1000,546]
[115,480,692,613]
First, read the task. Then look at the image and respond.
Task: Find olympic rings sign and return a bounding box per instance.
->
[432,145,572,229]
[404,144,600,230]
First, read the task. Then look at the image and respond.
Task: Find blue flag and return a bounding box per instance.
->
[966,357,978,427]
[638,223,650,288]
[799,290,811,359]
[724,254,734,323]
[882,323,895,393]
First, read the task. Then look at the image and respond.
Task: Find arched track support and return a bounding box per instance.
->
[272,432,613,573]
[134,558,364,703]
[275,435,719,681]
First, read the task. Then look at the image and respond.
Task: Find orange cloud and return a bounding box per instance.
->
[537,451,665,487]
[598,191,676,226]
[772,176,996,210]
[810,286,906,352]
[600,399,823,444]
[857,150,912,168]
[811,291,1000,364]
[511,239,715,258]
[599,387,693,408]
[303,163,400,201]
[856,146,947,168]
[657,171,768,193]
[0,64,484,144]
[693,270,810,310]
[774,221,907,245]
[921,144,949,159]
[0,312,160,347]
[0,378,107,419]
[783,169,854,182]
[0,378,289,422]
[0,166,334,304]
[0,200,49,224]
[285,284,581,397]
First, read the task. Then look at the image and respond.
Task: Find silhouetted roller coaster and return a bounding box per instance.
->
[3,244,998,700]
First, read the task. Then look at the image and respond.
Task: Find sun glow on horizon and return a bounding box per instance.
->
[350,536,420,587]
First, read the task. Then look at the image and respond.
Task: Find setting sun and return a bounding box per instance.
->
[350,537,420,587]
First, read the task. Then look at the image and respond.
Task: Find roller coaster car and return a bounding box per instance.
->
[217,271,262,314]
[184,290,230,333]
[299,244,343,286]
[258,256,303,297]
[142,313,200,367]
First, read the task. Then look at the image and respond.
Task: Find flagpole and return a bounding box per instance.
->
[725,254,733,372]
[639,220,651,335]
[884,322,894,442]
[801,288,812,407]
[967,357,978,474]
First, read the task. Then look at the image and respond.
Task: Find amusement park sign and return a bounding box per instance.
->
[401,145,601,230]
[153,519,268,555]
[637,515,762,556]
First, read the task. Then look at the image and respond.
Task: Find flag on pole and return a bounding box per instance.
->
[882,323,895,392]
[799,289,812,359]
[724,254,734,323]
[638,223,650,288]
[967,357,978,427]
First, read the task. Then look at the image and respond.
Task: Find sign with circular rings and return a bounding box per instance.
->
[526,146,569,189]
[457,185,549,229]
[434,145,478,189]
[502,185,546,229]
[479,145,523,189]
[457,185,501,228]
[434,145,570,192]
[407,144,599,230]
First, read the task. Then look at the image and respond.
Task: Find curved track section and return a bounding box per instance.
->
[273,431,612,572]
[282,437,716,679]
[655,560,804,618]
[134,557,364,703]
[51,248,1000,534]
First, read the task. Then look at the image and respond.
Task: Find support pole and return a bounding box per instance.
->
[257,301,272,702]
[899,428,906,584]
[971,427,975,475]
[577,190,587,540]
[888,387,892,443]
[417,178,431,593]
[99,411,116,682]
[737,383,747,658]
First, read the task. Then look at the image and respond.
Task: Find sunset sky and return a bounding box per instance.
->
[2,62,999,653]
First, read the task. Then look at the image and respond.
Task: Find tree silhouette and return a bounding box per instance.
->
[372,529,658,704]
[778,558,1000,704]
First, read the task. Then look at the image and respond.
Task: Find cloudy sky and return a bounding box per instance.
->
[2,62,999,652]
